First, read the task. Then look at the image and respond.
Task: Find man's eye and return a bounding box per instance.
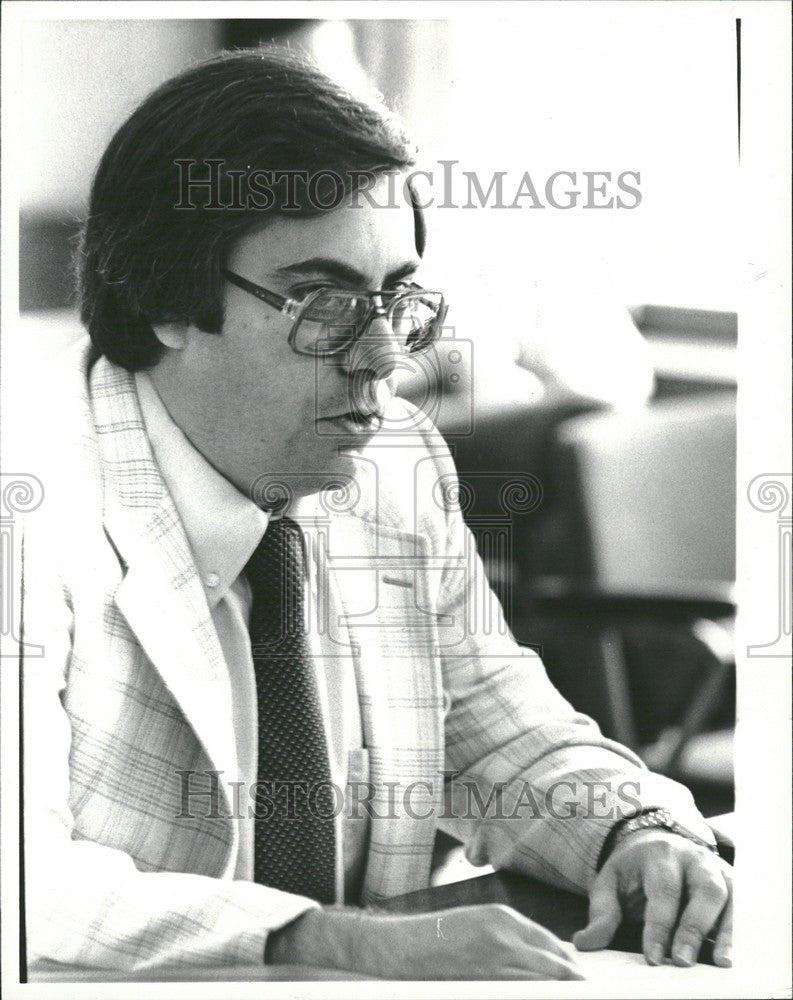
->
[291,284,336,301]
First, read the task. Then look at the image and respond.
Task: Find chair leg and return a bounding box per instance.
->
[642,618,734,777]
[598,627,639,750]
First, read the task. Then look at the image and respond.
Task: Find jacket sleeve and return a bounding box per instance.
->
[419,428,716,895]
[20,516,319,974]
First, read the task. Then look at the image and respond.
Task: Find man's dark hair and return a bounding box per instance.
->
[78,46,422,371]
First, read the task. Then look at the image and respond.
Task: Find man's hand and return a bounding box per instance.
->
[572,830,733,968]
[267,903,583,980]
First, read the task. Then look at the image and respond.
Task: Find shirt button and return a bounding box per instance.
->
[205,572,221,589]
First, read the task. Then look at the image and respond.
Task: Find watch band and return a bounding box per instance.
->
[611,807,719,856]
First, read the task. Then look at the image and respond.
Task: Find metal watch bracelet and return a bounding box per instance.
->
[597,807,719,870]
[611,807,719,855]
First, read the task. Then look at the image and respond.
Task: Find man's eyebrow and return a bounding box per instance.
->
[275,257,421,287]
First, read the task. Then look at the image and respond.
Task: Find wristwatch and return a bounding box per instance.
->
[598,808,719,870]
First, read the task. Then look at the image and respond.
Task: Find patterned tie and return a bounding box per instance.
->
[245,516,337,903]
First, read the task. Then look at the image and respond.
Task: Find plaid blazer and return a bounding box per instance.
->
[21,339,713,972]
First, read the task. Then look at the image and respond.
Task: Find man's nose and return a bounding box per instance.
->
[347,315,402,381]
[345,313,401,382]
[342,314,402,414]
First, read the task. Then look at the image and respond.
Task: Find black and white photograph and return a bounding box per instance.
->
[1,2,790,996]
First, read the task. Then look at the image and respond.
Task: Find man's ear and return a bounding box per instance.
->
[152,322,188,351]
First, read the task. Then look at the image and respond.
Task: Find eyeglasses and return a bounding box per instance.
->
[222,269,447,358]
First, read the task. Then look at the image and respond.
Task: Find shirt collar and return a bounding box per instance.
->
[134,371,270,609]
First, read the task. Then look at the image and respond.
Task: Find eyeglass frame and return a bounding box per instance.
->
[221,268,447,357]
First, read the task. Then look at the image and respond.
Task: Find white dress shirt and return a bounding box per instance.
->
[135,372,369,903]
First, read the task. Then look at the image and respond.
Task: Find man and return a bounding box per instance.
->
[21,46,732,979]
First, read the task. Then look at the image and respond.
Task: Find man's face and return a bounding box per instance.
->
[153,174,420,503]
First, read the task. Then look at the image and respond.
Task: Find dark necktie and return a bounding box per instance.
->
[245,516,337,903]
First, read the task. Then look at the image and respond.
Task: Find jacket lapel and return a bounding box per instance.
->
[90,357,240,827]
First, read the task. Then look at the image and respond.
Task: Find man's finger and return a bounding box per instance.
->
[670,860,729,967]
[501,949,585,982]
[518,915,580,962]
[572,867,621,951]
[712,888,733,968]
[640,860,683,965]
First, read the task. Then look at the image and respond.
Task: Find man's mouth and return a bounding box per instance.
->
[319,410,384,435]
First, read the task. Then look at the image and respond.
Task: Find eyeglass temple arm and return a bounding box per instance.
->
[222,269,292,314]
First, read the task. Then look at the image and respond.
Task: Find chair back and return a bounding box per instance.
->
[553,394,736,601]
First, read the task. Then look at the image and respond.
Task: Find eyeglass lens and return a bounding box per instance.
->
[293,290,443,356]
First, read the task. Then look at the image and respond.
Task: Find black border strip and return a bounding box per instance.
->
[736,18,742,156]
[19,532,28,983]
